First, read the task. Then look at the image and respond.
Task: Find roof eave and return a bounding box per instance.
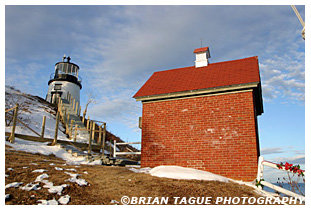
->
[134,82,260,102]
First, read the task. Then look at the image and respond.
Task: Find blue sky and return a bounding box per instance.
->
[4,4,306,182]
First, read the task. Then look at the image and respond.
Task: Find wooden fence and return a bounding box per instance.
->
[5,101,106,155]
[5,102,63,145]
[256,156,305,200]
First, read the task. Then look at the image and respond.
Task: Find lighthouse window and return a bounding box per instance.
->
[58,64,63,72]
[72,66,76,75]
[63,63,68,73]
[68,64,72,74]
[54,84,62,90]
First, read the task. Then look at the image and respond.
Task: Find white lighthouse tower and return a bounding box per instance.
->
[46,55,82,107]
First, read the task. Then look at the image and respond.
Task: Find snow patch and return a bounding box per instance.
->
[5,182,24,189]
[65,168,77,172]
[111,200,119,204]
[149,166,229,182]
[88,159,102,165]
[128,167,151,174]
[35,173,49,182]
[6,138,87,165]
[32,169,47,173]
[37,198,58,205]
[20,183,41,191]
[42,180,68,195]
[58,195,70,204]
[5,194,11,201]
[55,167,64,171]
[129,166,229,182]
[64,172,88,186]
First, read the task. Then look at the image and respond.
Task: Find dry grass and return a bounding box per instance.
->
[5,146,265,205]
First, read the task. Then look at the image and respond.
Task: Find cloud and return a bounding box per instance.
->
[259,50,305,102]
[260,147,305,164]
[271,155,305,165]
[5,5,305,134]
[5,61,48,96]
[86,91,142,133]
[261,147,285,155]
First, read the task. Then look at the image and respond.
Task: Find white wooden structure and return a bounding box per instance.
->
[257,156,305,200]
[113,140,141,158]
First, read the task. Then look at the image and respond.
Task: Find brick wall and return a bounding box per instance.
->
[141,91,260,181]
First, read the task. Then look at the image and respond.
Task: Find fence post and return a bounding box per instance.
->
[101,123,106,156]
[98,126,102,145]
[69,119,74,138]
[88,121,93,154]
[256,156,264,190]
[92,122,96,142]
[76,102,79,115]
[113,140,116,158]
[74,124,78,142]
[87,116,90,130]
[82,111,85,124]
[64,108,67,124]
[66,113,70,134]
[41,116,46,138]
[72,98,76,110]
[52,111,60,145]
[9,104,19,143]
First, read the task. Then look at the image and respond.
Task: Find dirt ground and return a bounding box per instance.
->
[5,145,266,205]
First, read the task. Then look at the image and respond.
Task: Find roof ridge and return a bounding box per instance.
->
[153,56,258,74]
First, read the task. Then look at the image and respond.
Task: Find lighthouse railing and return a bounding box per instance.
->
[50,73,82,84]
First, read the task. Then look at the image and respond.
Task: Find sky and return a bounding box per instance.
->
[3,3,307,183]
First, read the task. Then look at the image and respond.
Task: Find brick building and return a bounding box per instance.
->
[133,47,264,181]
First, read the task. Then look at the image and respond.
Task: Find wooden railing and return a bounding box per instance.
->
[5,100,107,156]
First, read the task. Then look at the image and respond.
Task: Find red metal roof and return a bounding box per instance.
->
[193,47,209,53]
[133,56,261,98]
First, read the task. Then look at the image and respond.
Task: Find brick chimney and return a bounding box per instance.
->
[193,47,211,68]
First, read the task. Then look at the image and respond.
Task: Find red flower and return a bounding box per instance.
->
[284,162,293,170]
[276,161,304,177]
[276,163,283,169]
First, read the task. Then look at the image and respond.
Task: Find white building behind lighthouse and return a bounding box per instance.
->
[46,55,82,107]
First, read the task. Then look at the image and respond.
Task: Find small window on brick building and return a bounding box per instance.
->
[54,84,62,90]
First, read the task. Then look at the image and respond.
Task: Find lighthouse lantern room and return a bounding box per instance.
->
[46,55,82,107]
